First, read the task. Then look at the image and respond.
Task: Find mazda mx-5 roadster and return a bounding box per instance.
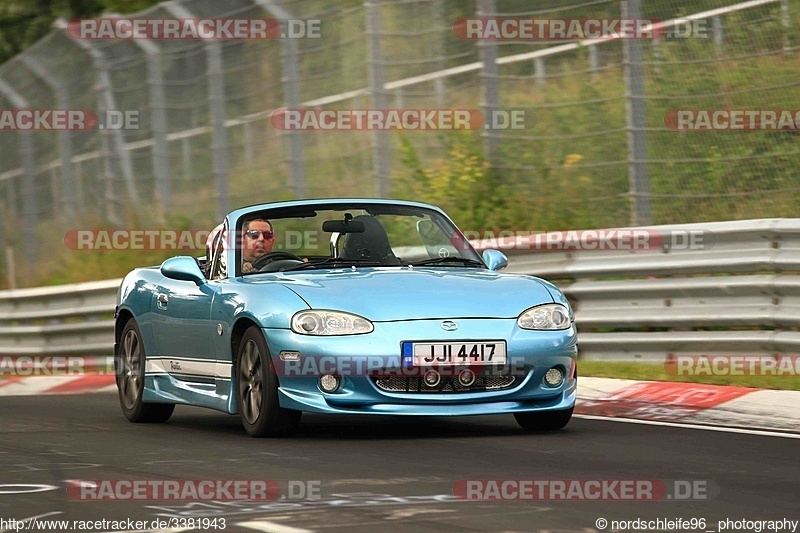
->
[114,199,577,436]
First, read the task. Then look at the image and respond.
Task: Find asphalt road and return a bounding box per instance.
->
[0,393,797,533]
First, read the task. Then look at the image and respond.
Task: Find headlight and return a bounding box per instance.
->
[517,304,571,330]
[291,310,374,335]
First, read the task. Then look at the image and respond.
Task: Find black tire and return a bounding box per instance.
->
[116,319,175,423]
[514,407,574,431]
[236,326,302,437]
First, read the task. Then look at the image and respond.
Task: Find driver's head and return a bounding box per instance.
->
[242,218,275,262]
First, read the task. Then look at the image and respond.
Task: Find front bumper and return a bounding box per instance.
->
[264,318,577,416]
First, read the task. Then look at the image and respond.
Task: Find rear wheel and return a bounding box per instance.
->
[236,326,301,437]
[116,319,175,423]
[514,407,573,431]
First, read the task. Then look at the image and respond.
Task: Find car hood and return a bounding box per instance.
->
[250,267,555,321]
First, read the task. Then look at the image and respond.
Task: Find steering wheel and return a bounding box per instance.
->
[251,251,303,270]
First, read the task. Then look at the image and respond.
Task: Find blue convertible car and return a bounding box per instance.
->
[114,199,578,436]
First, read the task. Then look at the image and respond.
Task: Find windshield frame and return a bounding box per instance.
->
[230,201,484,276]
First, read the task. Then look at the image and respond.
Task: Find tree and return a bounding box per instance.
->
[0,0,161,64]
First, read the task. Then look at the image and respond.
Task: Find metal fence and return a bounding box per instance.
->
[2,218,799,361]
[0,0,798,288]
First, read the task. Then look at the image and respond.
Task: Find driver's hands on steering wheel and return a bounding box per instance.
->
[250,251,304,271]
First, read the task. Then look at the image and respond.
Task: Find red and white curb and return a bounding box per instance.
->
[576,377,800,432]
[0,374,116,395]
[2,373,799,433]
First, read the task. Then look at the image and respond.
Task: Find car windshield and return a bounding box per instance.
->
[237,204,484,274]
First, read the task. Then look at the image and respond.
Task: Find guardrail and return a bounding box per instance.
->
[0,279,117,355]
[2,218,799,361]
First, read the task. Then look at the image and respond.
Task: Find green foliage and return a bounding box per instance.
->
[0,0,162,64]
[394,132,513,231]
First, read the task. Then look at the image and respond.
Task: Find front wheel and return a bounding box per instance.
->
[116,319,175,423]
[514,407,573,431]
[236,326,302,437]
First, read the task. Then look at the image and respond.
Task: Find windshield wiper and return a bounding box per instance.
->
[409,257,486,268]
[280,257,383,271]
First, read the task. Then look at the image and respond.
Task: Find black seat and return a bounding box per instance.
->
[340,215,401,266]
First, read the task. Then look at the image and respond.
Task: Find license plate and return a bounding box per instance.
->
[402,341,507,366]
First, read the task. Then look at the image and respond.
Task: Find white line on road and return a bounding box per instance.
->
[238,520,313,533]
[575,414,800,439]
[99,529,192,533]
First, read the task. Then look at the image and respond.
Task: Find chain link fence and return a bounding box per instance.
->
[0,0,798,287]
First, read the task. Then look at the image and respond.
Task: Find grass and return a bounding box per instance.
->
[579,360,800,391]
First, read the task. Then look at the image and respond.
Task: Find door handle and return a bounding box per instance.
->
[157,293,169,309]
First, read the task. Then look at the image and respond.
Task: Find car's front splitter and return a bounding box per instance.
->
[277,380,576,415]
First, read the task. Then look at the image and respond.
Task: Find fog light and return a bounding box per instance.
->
[458,369,476,387]
[423,369,441,387]
[544,367,564,387]
[319,374,340,393]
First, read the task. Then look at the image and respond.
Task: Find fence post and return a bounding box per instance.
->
[243,121,254,167]
[181,136,192,180]
[589,44,600,73]
[207,43,229,217]
[652,37,662,75]
[58,21,140,209]
[534,57,545,86]
[127,28,170,223]
[0,79,38,263]
[781,0,791,52]
[622,0,651,225]
[74,162,85,214]
[433,0,447,107]
[2,178,17,221]
[96,110,122,225]
[712,16,724,56]
[20,56,77,224]
[163,3,229,219]
[254,0,306,197]
[478,0,500,165]
[366,0,391,197]
[4,246,16,290]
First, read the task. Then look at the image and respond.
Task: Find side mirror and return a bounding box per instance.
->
[161,256,206,285]
[482,249,508,271]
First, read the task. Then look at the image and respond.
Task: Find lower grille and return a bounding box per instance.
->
[373,375,516,393]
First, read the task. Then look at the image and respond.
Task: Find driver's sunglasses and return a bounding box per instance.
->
[245,230,274,240]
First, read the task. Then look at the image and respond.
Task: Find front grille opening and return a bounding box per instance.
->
[373,375,516,393]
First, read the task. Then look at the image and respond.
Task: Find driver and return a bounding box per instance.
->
[241,218,275,273]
